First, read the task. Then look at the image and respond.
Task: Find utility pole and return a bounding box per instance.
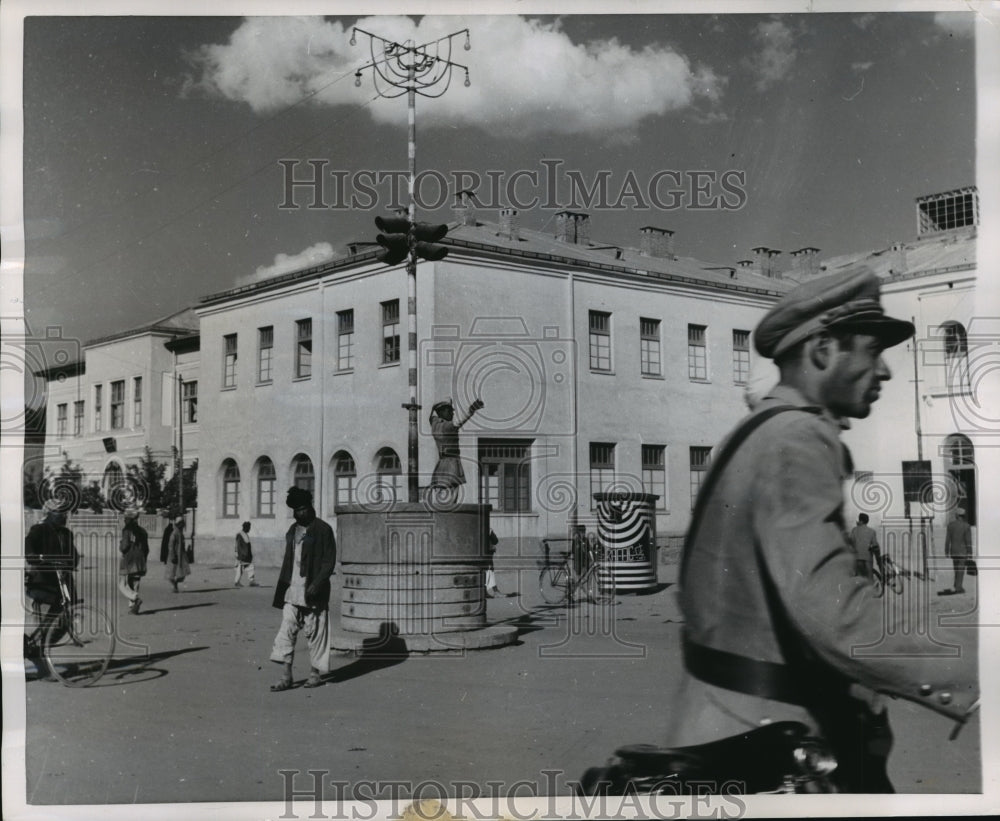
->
[911,317,923,462]
[352,25,471,503]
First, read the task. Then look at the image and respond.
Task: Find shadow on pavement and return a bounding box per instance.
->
[140,602,217,615]
[325,622,408,684]
[26,645,210,688]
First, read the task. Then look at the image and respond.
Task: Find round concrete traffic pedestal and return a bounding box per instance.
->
[332,502,517,653]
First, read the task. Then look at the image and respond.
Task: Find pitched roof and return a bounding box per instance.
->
[84,306,199,348]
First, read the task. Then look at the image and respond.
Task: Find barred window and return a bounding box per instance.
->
[73,400,84,436]
[333,450,357,506]
[292,453,315,496]
[94,384,102,431]
[257,457,276,517]
[222,459,240,518]
[296,319,312,379]
[732,330,750,385]
[589,310,612,372]
[375,447,403,502]
[688,325,707,381]
[640,318,661,376]
[641,444,667,510]
[382,300,400,364]
[479,439,532,513]
[56,403,67,437]
[258,326,273,383]
[223,334,237,388]
[182,380,198,424]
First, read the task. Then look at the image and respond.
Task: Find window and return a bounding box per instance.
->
[479,439,532,513]
[917,188,978,235]
[73,400,84,436]
[56,404,67,437]
[333,451,356,506]
[640,318,661,376]
[256,457,276,517]
[941,321,969,391]
[295,319,312,379]
[258,326,273,383]
[375,447,403,502]
[589,442,616,509]
[109,380,124,430]
[589,310,612,372]
[688,324,707,380]
[133,376,142,427]
[182,380,198,424]
[732,330,751,385]
[382,300,400,364]
[689,446,712,510]
[337,310,355,371]
[292,453,315,496]
[94,385,103,431]
[103,462,124,501]
[222,459,240,518]
[223,333,237,388]
[642,445,667,510]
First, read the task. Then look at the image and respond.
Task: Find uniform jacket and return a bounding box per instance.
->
[668,386,977,750]
[119,522,150,576]
[944,519,973,557]
[272,516,337,610]
[25,519,79,594]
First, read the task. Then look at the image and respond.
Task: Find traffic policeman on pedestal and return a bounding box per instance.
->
[666,266,979,793]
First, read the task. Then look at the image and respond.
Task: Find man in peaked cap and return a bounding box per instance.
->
[269,486,337,691]
[665,266,978,793]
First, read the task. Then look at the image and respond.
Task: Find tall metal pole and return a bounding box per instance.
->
[353,27,470,504]
[912,317,923,462]
[177,373,184,524]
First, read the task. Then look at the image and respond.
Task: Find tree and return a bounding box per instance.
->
[125,446,167,513]
[164,456,198,514]
[39,456,107,513]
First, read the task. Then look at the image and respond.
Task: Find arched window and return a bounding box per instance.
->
[221,459,240,518]
[940,321,969,391]
[103,462,126,510]
[333,451,356,507]
[374,447,402,502]
[256,457,276,517]
[292,453,315,496]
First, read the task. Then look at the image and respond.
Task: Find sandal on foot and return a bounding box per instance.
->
[270,678,294,692]
[303,674,324,689]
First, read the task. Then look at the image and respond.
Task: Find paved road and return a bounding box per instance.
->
[17,559,981,807]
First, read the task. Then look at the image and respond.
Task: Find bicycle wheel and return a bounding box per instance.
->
[889,566,904,595]
[872,571,885,598]
[586,563,615,605]
[539,564,571,604]
[44,604,115,687]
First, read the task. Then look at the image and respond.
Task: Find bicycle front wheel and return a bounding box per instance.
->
[872,572,885,598]
[586,563,615,605]
[890,568,904,595]
[44,604,115,687]
[539,565,571,604]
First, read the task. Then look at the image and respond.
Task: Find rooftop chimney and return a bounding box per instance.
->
[889,241,908,275]
[555,211,591,245]
[790,247,820,278]
[751,246,782,278]
[639,226,675,259]
[498,208,519,241]
[453,189,477,227]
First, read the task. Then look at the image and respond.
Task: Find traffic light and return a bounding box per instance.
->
[374,215,449,266]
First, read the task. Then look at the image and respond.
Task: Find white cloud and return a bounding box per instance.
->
[186,16,723,137]
[749,19,796,92]
[240,241,338,284]
[851,61,874,74]
[933,12,975,38]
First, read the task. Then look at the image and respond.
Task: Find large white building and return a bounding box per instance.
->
[36,308,200,509]
[192,202,789,565]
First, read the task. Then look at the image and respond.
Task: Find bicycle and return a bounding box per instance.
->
[871,550,903,597]
[24,569,116,687]
[538,532,615,605]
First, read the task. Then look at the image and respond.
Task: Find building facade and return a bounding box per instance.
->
[193,207,788,565]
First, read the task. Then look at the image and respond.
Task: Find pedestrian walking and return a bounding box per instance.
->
[234,521,257,587]
[666,267,978,793]
[160,519,173,564]
[428,397,483,502]
[484,529,501,598]
[939,507,973,596]
[848,513,880,581]
[165,516,189,593]
[269,487,337,691]
[24,499,80,655]
[118,507,149,614]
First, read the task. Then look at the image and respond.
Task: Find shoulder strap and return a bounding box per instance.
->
[681,404,816,579]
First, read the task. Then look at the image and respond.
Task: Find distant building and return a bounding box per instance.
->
[192,203,789,565]
[36,308,200,509]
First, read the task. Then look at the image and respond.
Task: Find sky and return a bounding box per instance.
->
[15,5,980,349]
